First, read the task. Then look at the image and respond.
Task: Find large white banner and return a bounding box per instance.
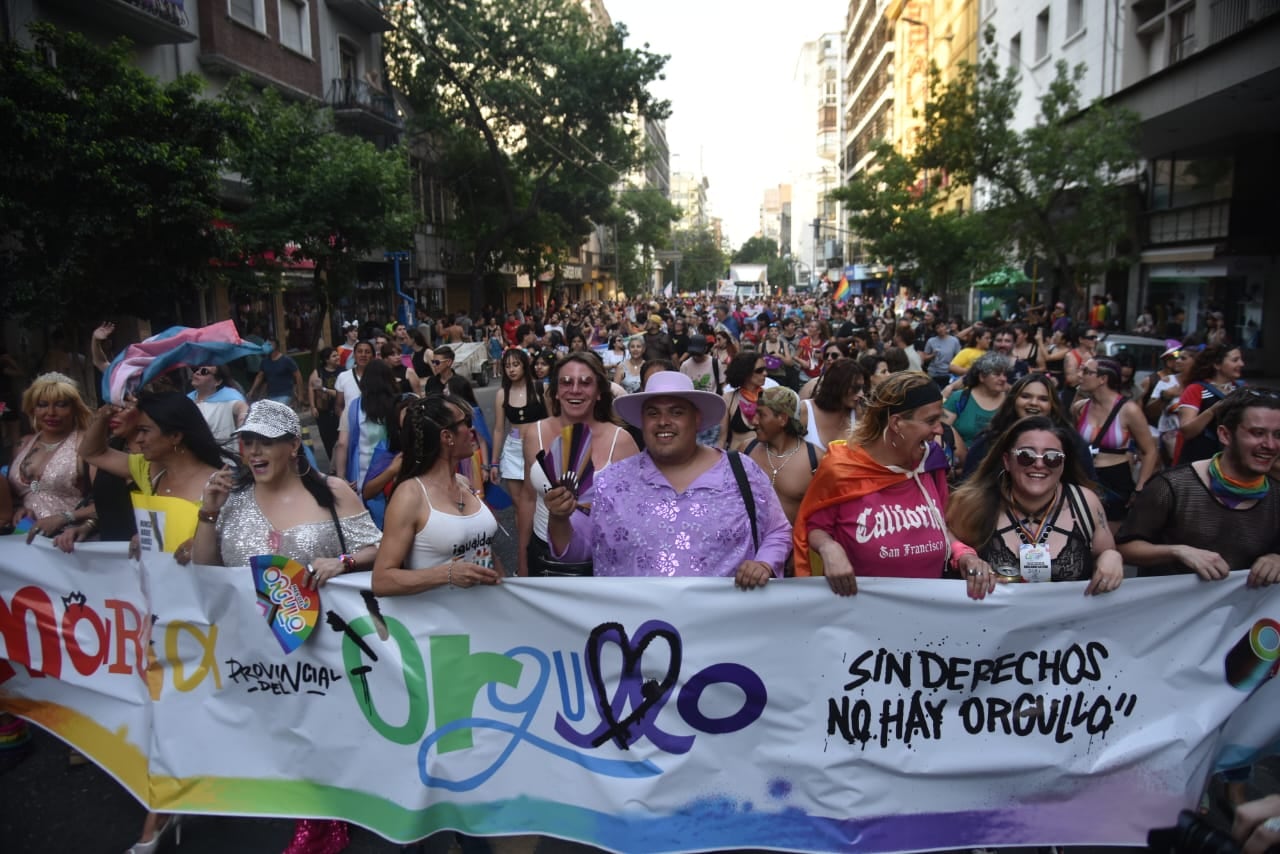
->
[1,536,1278,852]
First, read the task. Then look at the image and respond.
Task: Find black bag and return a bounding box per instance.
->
[527,533,592,577]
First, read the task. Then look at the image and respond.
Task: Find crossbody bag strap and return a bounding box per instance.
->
[726,450,759,553]
[1089,396,1128,451]
[326,499,349,555]
[1064,483,1094,546]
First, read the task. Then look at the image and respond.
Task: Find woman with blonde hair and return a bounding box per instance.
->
[7,372,93,536]
[794,371,993,598]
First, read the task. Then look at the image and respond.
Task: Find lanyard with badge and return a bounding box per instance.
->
[1007,490,1062,583]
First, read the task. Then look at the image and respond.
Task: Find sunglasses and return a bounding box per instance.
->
[1082,335,1099,341]
[444,412,473,431]
[824,352,841,360]
[194,367,217,376]
[431,359,448,365]
[1013,448,1066,469]
[753,366,767,374]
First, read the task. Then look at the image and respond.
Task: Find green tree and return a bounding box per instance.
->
[670,227,726,294]
[386,0,669,313]
[220,81,414,348]
[0,24,233,325]
[833,142,1002,295]
[608,186,681,297]
[916,30,1140,303]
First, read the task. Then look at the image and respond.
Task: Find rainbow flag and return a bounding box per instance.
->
[833,274,850,304]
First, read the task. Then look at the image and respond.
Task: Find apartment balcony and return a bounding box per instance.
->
[1209,0,1280,45]
[1144,199,1231,245]
[328,78,402,136]
[42,0,195,45]
[326,0,393,32]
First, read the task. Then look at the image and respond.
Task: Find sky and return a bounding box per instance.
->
[605,0,846,249]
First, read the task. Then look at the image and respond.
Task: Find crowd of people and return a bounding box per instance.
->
[2,290,1279,852]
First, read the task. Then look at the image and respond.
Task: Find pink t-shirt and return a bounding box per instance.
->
[807,473,949,578]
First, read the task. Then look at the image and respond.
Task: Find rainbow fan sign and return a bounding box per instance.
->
[249,555,320,654]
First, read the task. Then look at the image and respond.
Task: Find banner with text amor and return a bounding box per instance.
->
[1,537,1278,853]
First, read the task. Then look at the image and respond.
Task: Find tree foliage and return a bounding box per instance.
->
[837,28,1140,301]
[607,186,680,297]
[670,227,726,294]
[220,81,414,348]
[0,24,232,326]
[833,142,1001,295]
[916,30,1141,300]
[385,0,669,311]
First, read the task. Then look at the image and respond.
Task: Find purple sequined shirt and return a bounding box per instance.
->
[553,450,792,577]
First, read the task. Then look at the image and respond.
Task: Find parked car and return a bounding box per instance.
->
[1096,333,1166,387]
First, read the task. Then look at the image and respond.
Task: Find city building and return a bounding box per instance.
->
[981,0,1278,369]
[671,171,711,230]
[796,32,844,289]
[1110,1,1278,369]
[4,0,404,346]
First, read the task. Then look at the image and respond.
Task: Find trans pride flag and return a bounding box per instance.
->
[102,320,270,404]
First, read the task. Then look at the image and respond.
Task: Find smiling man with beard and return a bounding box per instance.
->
[1118,386,1280,583]
[544,372,791,587]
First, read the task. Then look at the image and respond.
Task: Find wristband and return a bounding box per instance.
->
[198,508,220,524]
[61,510,76,527]
[950,541,977,570]
[339,553,356,573]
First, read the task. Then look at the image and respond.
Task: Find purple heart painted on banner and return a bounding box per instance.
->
[585,620,694,754]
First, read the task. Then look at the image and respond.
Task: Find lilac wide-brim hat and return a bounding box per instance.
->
[613,371,726,431]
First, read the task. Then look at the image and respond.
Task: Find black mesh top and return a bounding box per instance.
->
[1117,464,1280,577]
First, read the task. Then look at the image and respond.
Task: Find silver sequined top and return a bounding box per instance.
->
[215,486,382,566]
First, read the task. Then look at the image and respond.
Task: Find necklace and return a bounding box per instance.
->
[150,467,171,495]
[763,437,802,485]
[38,436,68,452]
[1207,453,1269,509]
[424,475,467,512]
[1007,484,1057,525]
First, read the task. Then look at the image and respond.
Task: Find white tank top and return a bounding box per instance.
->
[530,424,624,540]
[408,477,498,569]
[801,399,856,449]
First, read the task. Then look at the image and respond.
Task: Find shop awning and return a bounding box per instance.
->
[1139,245,1217,264]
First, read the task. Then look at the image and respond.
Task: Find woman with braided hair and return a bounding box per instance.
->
[373,395,505,595]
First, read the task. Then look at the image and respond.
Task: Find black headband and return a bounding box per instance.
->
[887,381,942,415]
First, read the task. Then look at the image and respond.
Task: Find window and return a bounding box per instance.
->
[229,0,264,30]
[1035,8,1050,61]
[278,0,310,55]
[1169,6,1195,63]
[1009,33,1022,71]
[1066,0,1084,36]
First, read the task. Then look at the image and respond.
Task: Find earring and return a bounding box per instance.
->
[297,456,313,478]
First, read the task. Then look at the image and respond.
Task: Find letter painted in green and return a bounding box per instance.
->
[429,635,522,754]
[343,616,428,744]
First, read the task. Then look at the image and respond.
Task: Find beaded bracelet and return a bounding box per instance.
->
[339,553,356,573]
